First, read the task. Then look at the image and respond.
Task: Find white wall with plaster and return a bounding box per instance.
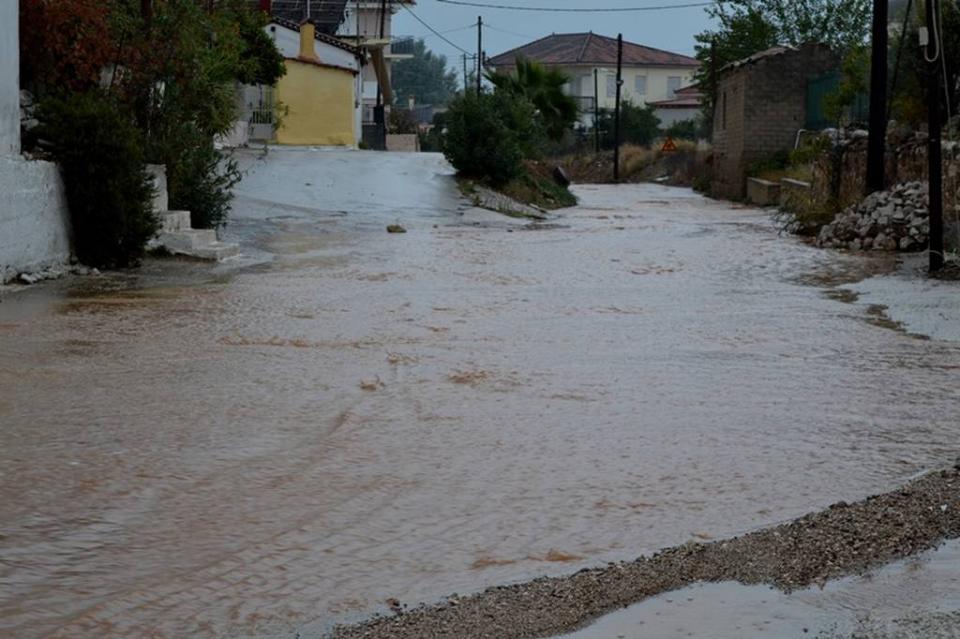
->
[1,0,21,155]
[0,1,73,281]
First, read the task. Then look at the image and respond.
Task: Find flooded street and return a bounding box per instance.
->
[1,149,958,639]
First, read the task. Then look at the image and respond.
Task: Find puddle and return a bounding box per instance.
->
[559,540,960,639]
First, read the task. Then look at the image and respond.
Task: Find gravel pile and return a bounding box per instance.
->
[330,465,960,639]
[817,182,929,252]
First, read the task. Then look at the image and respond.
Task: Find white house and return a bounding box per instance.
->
[487,32,700,127]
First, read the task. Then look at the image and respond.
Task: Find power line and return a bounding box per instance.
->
[398,2,472,54]
[435,0,713,12]
[484,23,535,39]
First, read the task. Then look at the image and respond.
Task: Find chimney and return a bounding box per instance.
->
[408,96,415,110]
[299,20,318,61]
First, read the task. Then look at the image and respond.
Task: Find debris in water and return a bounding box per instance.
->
[360,376,383,391]
[387,224,407,234]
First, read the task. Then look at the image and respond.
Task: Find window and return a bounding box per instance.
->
[635,76,647,95]
[606,74,616,98]
[667,76,682,98]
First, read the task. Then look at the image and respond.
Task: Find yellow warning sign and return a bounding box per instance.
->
[661,137,678,153]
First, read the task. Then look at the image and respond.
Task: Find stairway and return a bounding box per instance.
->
[155,210,240,261]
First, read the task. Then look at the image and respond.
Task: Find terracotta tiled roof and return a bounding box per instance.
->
[487,33,698,68]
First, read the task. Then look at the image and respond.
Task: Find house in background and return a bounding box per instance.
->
[486,32,699,127]
[258,18,364,146]
[648,85,704,128]
[336,1,416,123]
[711,43,838,199]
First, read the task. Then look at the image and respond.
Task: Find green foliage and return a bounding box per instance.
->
[37,93,158,268]
[109,0,285,230]
[236,10,287,86]
[789,134,831,166]
[419,112,447,152]
[167,126,242,230]
[392,39,459,107]
[823,46,870,125]
[891,0,960,129]
[694,0,870,125]
[443,92,525,186]
[596,100,661,147]
[486,58,579,141]
[665,118,699,141]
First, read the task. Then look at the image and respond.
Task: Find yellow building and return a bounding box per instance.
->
[273,21,361,147]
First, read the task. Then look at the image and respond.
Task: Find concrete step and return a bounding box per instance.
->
[158,229,217,252]
[160,210,192,233]
[188,242,240,261]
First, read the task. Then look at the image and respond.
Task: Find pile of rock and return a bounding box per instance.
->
[816,181,929,251]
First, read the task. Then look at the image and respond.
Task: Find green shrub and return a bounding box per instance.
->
[664,118,698,141]
[37,92,158,268]
[596,100,661,148]
[443,92,525,185]
[166,125,241,229]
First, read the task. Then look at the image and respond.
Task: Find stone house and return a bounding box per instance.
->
[711,43,839,199]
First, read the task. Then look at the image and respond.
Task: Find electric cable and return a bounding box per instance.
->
[435,0,713,12]
[398,2,473,54]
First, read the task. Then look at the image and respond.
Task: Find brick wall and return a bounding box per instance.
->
[712,44,839,199]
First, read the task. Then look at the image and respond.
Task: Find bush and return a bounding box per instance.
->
[665,118,698,141]
[165,124,242,229]
[443,92,526,186]
[595,100,661,148]
[37,92,158,268]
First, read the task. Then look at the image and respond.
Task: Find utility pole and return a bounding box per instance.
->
[925,0,944,272]
[463,54,469,91]
[866,0,889,193]
[594,68,600,154]
[613,34,623,182]
[477,16,483,97]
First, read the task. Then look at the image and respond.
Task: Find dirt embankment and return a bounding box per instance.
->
[331,464,960,639]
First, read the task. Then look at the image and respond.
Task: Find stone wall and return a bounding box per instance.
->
[712,44,839,199]
[814,137,960,215]
[810,135,960,251]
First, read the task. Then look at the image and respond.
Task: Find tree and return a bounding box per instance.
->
[486,57,579,141]
[892,0,960,128]
[392,39,459,107]
[596,100,661,147]
[20,0,114,93]
[694,0,871,133]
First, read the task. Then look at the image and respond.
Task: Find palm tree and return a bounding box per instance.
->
[485,57,579,141]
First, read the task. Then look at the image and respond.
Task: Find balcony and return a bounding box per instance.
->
[387,37,415,58]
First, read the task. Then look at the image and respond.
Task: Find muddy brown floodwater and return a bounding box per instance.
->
[1,149,958,639]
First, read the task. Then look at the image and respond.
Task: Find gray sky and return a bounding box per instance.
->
[393,0,718,72]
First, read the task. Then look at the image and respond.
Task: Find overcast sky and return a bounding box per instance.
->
[393,0,718,73]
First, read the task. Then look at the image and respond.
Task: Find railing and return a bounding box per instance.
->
[389,37,416,56]
[571,95,596,113]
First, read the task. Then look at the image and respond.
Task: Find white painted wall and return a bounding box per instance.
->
[0,1,73,280]
[268,24,360,72]
[560,65,696,110]
[0,157,72,282]
[1,0,21,156]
